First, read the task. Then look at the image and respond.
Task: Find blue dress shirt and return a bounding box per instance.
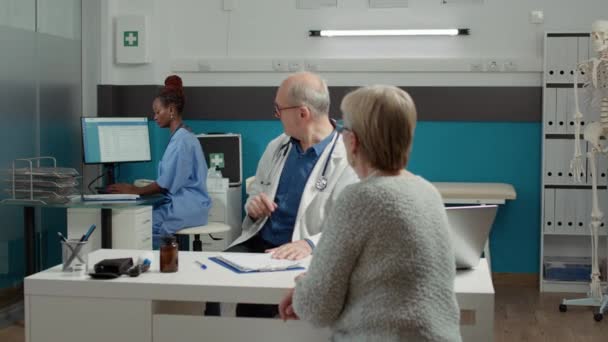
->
[259,131,336,247]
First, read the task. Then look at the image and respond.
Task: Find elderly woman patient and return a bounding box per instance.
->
[279,85,461,341]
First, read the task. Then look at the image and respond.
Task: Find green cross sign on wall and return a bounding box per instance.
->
[210,153,225,168]
[123,31,138,47]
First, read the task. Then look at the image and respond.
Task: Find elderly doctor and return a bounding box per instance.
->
[228,72,358,260]
[206,72,357,318]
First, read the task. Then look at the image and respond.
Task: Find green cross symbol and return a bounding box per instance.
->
[210,153,225,168]
[123,31,138,47]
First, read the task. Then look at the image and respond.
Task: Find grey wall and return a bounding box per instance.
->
[98,85,542,122]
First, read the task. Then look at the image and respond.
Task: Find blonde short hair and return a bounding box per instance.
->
[340,85,417,171]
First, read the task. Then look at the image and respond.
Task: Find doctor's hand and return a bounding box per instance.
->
[107,183,139,194]
[246,193,277,220]
[267,240,312,260]
[279,288,299,321]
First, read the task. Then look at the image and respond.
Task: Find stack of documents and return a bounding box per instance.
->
[4,166,80,204]
[211,253,305,273]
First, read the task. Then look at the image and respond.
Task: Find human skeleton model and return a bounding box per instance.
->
[568,20,608,320]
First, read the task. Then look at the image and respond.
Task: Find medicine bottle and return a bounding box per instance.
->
[160,235,178,273]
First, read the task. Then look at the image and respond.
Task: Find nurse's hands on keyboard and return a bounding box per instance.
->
[106,183,139,195]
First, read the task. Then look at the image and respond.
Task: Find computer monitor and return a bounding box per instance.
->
[81,117,151,164]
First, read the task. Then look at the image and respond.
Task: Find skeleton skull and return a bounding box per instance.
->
[591,20,608,52]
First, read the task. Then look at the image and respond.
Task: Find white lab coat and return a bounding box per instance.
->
[230,133,358,247]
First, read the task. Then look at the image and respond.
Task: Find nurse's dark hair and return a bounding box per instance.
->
[156,75,185,114]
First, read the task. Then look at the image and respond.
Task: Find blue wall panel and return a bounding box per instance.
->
[118,120,542,273]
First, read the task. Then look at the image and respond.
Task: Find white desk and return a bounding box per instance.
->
[25,249,494,342]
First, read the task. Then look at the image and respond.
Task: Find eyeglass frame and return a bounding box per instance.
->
[337,125,351,133]
[336,120,352,133]
[273,103,303,118]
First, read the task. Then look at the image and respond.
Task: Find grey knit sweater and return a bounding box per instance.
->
[293,174,461,342]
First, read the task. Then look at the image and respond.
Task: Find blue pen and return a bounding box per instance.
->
[195,260,207,270]
[81,224,97,242]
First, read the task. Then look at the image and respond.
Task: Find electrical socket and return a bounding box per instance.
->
[486,60,500,72]
[288,60,304,72]
[530,10,543,24]
[470,61,483,72]
[198,60,211,72]
[503,60,517,72]
[304,60,319,71]
[272,59,288,72]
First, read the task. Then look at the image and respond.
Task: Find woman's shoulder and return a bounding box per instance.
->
[175,129,200,145]
[336,178,388,207]
[358,174,443,206]
[166,130,201,156]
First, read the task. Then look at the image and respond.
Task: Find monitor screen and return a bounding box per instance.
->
[81,117,151,164]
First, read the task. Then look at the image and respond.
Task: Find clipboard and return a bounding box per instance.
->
[209,256,305,274]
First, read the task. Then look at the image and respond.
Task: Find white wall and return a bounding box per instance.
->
[37,0,81,39]
[92,0,608,86]
[0,0,35,31]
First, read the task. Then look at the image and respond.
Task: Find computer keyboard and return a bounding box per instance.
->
[82,194,140,201]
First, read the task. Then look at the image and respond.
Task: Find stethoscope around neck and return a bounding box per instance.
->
[261,131,340,191]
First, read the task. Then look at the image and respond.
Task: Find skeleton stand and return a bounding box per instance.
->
[562,54,608,322]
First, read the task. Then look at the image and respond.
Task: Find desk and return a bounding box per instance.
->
[1,197,160,275]
[25,249,495,342]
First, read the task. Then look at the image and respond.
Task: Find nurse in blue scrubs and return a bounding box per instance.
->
[108,75,211,248]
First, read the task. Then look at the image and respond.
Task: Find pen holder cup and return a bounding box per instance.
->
[61,240,90,273]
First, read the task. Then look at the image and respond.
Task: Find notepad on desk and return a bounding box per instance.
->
[210,253,306,273]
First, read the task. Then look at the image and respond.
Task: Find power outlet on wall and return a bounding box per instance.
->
[470,61,483,72]
[304,60,319,71]
[272,59,288,71]
[288,60,304,72]
[503,60,517,72]
[486,60,501,72]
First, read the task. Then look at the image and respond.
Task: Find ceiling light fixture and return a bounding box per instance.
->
[309,29,470,37]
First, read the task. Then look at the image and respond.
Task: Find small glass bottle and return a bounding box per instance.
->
[160,235,179,273]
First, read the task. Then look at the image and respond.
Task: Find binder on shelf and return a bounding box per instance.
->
[574,189,589,234]
[544,141,556,185]
[564,190,577,233]
[544,188,556,234]
[554,189,568,234]
[555,139,575,185]
[556,88,569,134]
[544,88,557,134]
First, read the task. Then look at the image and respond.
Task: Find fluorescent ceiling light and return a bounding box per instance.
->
[309,29,470,37]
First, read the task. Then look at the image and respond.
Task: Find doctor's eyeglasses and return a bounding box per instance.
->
[274,103,302,118]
